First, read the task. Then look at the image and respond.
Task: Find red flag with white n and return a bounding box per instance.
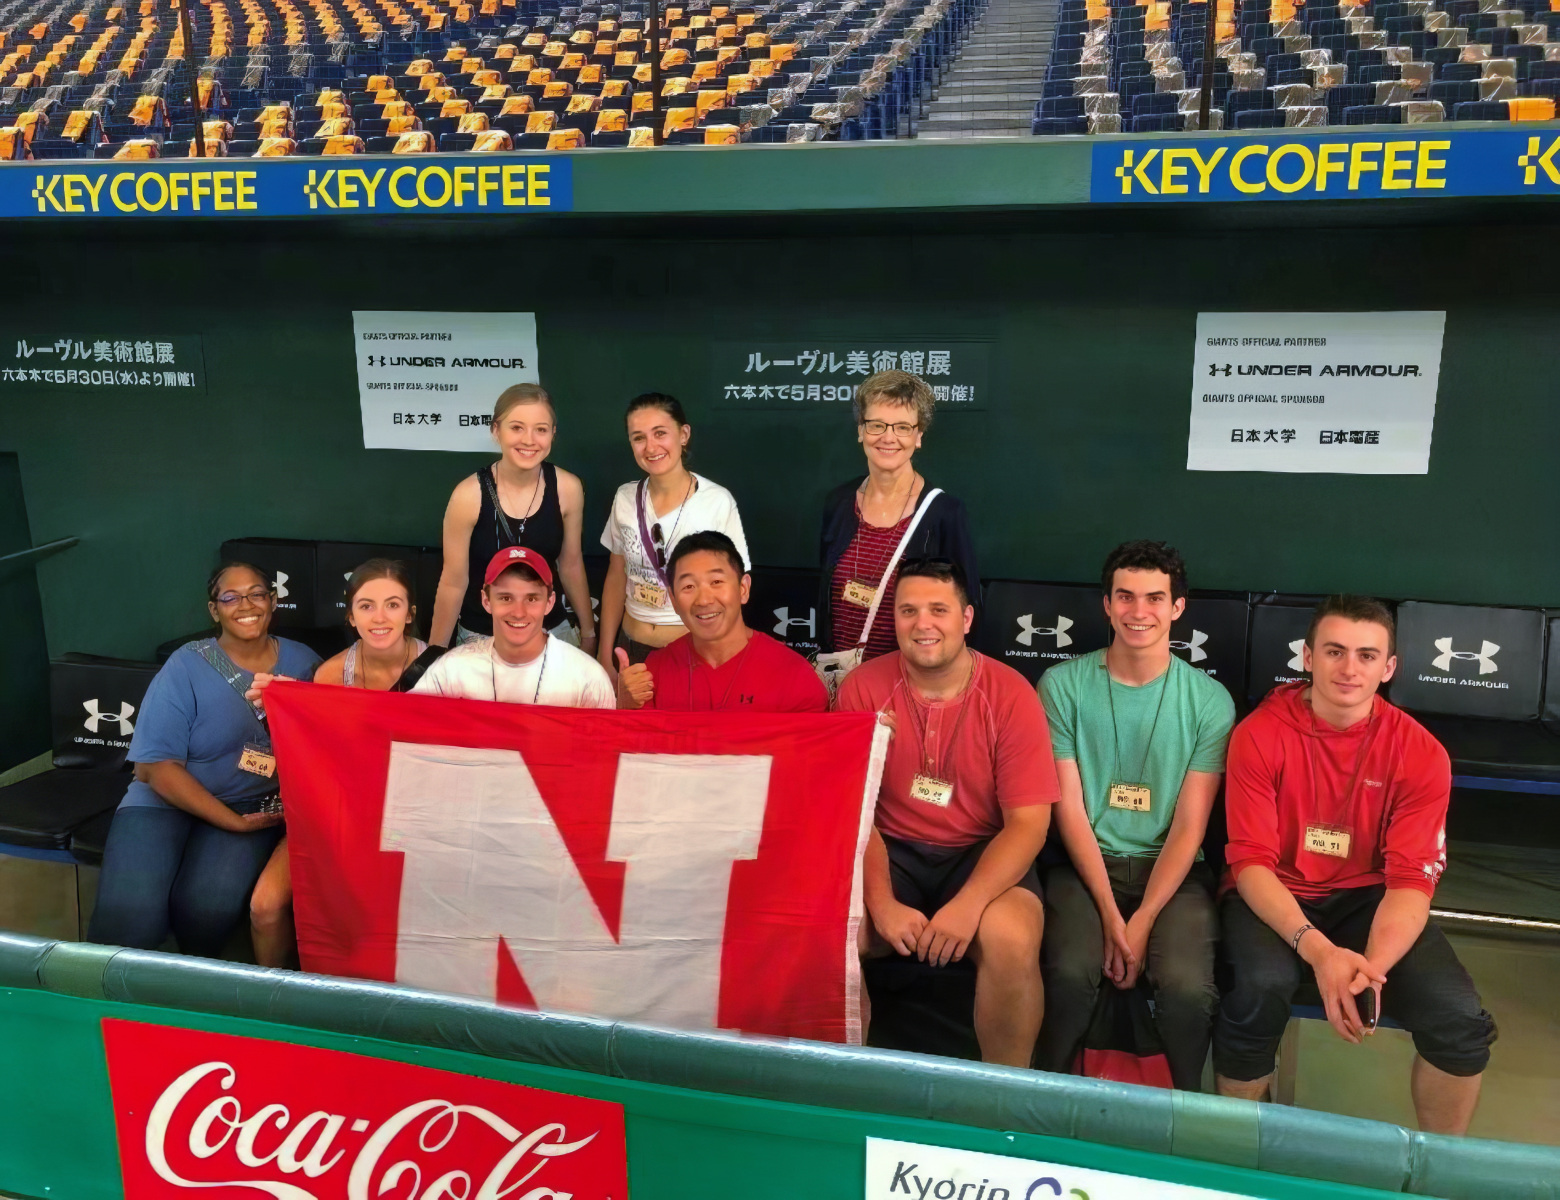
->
[266,683,885,1044]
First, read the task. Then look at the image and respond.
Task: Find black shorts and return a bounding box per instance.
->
[883,833,1042,917]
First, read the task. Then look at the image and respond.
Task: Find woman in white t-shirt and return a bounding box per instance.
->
[597,393,750,677]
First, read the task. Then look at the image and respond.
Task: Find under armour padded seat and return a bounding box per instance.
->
[0,655,157,853]
[1246,595,1327,708]
[1391,603,1557,783]
[975,581,1111,685]
[1172,594,1252,704]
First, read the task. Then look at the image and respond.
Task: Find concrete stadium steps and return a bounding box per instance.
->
[918,0,1059,139]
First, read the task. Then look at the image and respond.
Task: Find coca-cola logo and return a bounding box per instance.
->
[103,1019,627,1200]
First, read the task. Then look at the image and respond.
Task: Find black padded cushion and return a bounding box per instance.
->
[69,807,116,866]
[743,566,822,658]
[1393,602,1545,721]
[976,581,1110,685]
[1247,602,1314,707]
[1418,716,1560,784]
[51,655,159,770]
[1171,594,1250,706]
[0,769,127,851]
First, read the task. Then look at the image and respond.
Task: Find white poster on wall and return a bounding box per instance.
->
[865,1139,1256,1200]
[1187,311,1444,474]
[353,311,540,451]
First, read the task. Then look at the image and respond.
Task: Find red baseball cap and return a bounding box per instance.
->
[483,546,554,591]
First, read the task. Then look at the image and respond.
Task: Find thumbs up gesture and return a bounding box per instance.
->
[615,647,655,710]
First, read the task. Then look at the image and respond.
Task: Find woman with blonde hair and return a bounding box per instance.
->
[430,382,596,651]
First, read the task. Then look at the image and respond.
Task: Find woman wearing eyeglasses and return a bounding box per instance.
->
[87,563,321,957]
[597,392,750,676]
[430,383,597,653]
[819,370,980,663]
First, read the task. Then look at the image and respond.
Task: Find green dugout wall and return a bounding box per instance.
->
[1,932,1557,1200]
[0,135,1557,659]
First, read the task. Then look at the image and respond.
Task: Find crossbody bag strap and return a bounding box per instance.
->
[481,465,516,546]
[191,638,271,747]
[856,487,943,649]
[635,478,672,593]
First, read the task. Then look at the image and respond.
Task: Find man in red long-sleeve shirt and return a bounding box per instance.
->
[1214,595,1495,1135]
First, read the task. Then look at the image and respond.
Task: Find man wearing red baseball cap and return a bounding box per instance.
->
[413,546,614,708]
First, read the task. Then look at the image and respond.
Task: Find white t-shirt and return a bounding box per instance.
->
[600,472,750,625]
[412,634,615,709]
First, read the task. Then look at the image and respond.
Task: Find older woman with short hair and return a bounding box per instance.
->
[818,370,979,662]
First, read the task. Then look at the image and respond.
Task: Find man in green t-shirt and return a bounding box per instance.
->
[1034,541,1235,1091]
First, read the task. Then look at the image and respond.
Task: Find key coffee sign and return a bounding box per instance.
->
[102,1018,627,1200]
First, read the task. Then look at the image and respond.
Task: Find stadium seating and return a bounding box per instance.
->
[1035,0,1560,134]
[0,0,989,156]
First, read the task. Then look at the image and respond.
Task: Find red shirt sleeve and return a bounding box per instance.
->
[1382,726,1451,897]
[991,668,1060,808]
[1224,714,1283,883]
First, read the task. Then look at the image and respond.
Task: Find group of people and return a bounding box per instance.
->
[83,371,1496,1133]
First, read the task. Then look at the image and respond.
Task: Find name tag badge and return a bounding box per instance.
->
[632,579,667,609]
[1108,782,1151,812]
[842,579,878,609]
[238,743,277,778]
[910,773,954,807]
[1305,824,1352,858]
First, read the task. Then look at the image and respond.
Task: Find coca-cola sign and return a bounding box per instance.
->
[102,1019,628,1200]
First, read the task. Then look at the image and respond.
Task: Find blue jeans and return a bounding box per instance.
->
[87,804,284,958]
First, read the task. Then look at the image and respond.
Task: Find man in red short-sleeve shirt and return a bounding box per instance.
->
[615,531,828,713]
[836,559,1059,1067]
[1215,595,1495,1133]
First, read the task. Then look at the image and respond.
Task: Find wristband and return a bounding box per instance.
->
[1290,923,1315,953]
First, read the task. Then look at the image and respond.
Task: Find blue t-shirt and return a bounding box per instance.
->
[119,638,321,810]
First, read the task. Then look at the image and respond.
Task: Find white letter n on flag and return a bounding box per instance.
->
[381,742,771,1030]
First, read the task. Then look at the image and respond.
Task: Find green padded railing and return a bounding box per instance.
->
[0,932,1554,1200]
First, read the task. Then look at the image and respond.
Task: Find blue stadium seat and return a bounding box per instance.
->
[1036,95,1086,120]
[1430,80,1481,106]
[1235,108,1285,128]
[1523,79,1560,99]
[1267,52,1303,75]
[1354,65,1393,85]
[1031,116,1088,135]
[1225,88,1274,121]
[1275,69,1315,86]
[1346,49,1386,70]
[1130,113,1181,132]
[1132,91,1180,117]
[1437,62,1483,82]
[1325,83,1375,118]
[1343,104,1402,125]
[1453,100,1511,121]
[1529,62,1560,81]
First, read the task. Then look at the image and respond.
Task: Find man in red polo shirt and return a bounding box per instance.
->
[1215,595,1495,1134]
[614,531,828,713]
[836,558,1059,1068]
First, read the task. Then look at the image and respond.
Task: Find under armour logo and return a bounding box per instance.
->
[1431,638,1500,674]
[1287,638,1305,672]
[1209,363,1232,377]
[1170,628,1208,663]
[83,699,135,735]
[773,606,816,639]
[1016,614,1072,648]
[275,570,290,600]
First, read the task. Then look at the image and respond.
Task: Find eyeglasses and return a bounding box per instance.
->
[861,420,919,438]
[215,589,273,607]
[651,522,667,568]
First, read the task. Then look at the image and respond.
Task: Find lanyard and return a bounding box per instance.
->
[1303,699,1379,825]
[901,653,977,781]
[635,474,696,592]
[489,638,549,704]
[686,635,752,711]
[1105,654,1172,786]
